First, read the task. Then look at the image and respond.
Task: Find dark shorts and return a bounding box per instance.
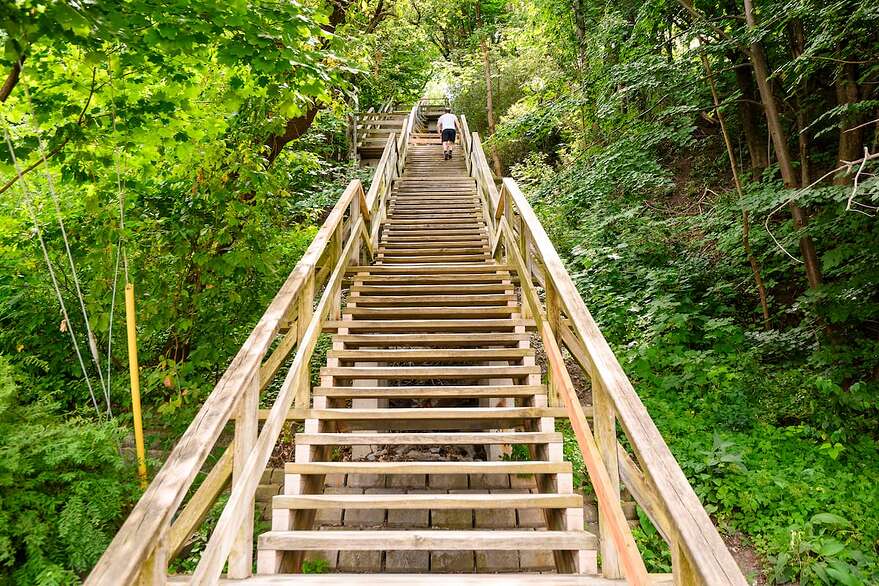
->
[442,128,456,142]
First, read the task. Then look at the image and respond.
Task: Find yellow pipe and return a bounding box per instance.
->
[125,282,148,488]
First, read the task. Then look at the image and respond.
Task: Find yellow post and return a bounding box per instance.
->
[125,282,148,488]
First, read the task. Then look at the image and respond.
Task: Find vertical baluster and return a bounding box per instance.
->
[347,192,360,267]
[228,373,259,578]
[593,373,622,578]
[295,270,315,408]
[545,281,560,407]
[331,225,344,321]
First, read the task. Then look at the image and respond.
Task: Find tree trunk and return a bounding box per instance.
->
[834,62,864,184]
[788,19,812,187]
[476,1,503,176]
[480,41,503,176]
[261,0,353,167]
[743,0,822,289]
[700,48,771,326]
[729,55,768,179]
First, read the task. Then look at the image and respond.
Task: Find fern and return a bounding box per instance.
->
[0,356,138,584]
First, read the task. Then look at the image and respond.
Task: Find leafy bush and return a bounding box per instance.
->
[0,356,138,584]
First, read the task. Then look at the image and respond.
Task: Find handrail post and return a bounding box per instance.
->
[228,372,259,578]
[545,281,560,407]
[295,271,314,408]
[593,374,622,578]
[347,191,361,267]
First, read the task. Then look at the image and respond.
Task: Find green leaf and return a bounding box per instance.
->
[811,513,850,527]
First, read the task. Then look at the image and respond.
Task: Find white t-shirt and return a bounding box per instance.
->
[438,113,458,131]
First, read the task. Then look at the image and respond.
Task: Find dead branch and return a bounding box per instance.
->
[764,149,879,259]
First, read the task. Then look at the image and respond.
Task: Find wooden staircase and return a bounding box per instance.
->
[87,101,747,586]
[256,136,600,578]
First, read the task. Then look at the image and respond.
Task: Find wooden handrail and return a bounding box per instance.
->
[190,216,364,582]
[466,129,747,585]
[87,116,408,584]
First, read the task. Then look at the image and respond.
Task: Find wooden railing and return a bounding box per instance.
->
[86,104,419,585]
[350,98,412,160]
[464,123,748,586]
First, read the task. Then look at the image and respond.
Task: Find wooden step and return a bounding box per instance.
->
[386,219,480,226]
[382,230,487,238]
[376,235,489,243]
[341,307,517,319]
[327,348,532,361]
[285,460,571,475]
[314,384,544,398]
[272,493,581,510]
[378,242,489,251]
[319,365,540,379]
[284,406,566,421]
[378,248,489,256]
[348,294,512,306]
[170,573,669,585]
[348,264,510,274]
[295,431,562,445]
[377,256,489,264]
[259,530,596,551]
[348,275,508,285]
[388,207,478,213]
[388,206,479,212]
[351,284,509,295]
[323,319,535,332]
[329,332,527,346]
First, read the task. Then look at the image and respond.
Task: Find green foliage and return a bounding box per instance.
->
[0,356,138,584]
[632,508,671,573]
[302,558,330,574]
[440,0,879,582]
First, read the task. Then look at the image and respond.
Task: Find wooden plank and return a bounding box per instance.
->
[347,264,511,273]
[167,445,234,560]
[323,319,536,332]
[228,376,258,578]
[502,179,745,586]
[285,461,571,475]
[167,573,674,585]
[329,332,530,345]
[327,348,532,361]
[313,384,545,399]
[279,406,568,421]
[258,530,596,551]
[351,284,507,295]
[377,255,490,264]
[273,493,582,509]
[594,374,622,578]
[342,306,516,319]
[350,294,508,306]
[319,365,540,379]
[258,327,297,390]
[348,275,508,284]
[295,431,562,445]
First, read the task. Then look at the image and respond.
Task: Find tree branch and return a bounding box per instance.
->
[0,68,97,196]
[0,57,24,103]
[675,0,749,54]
